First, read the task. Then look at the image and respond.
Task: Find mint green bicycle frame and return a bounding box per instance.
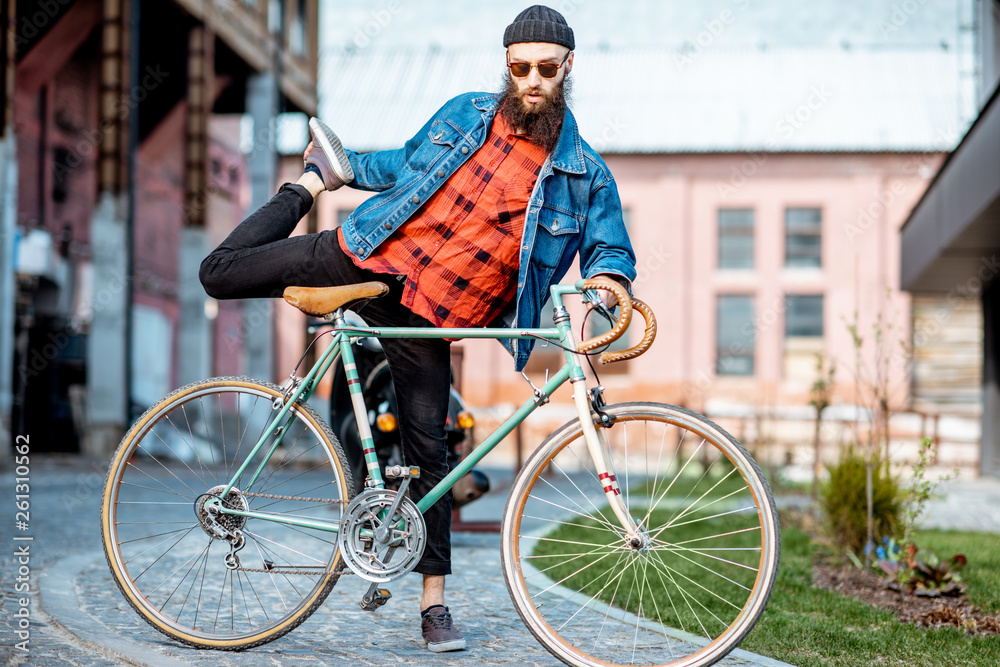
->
[207,280,639,539]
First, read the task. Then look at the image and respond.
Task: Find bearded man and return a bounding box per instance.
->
[199,4,635,653]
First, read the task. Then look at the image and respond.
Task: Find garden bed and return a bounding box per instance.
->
[813,561,1000,635]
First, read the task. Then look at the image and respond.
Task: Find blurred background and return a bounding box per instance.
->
[2,0,998,485]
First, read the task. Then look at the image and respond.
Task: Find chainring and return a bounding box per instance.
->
[339,489,426,582]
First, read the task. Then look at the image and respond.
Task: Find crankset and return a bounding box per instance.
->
[339,466,427,583]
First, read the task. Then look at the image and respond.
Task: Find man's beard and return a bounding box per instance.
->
[497,71,572,152]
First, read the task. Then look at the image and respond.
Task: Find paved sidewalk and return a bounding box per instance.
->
[917,476,1000,533]
[10,457,1000,666]
[4,458,793,667]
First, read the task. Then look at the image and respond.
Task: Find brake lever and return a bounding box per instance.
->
[583,289,618,324]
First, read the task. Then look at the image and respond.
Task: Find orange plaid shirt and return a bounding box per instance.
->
[339,115,548,328]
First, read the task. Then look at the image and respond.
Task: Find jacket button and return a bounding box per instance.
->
[461,146,469,154]
[438,170,445,178]
[384,223,391,229]
[412,196,420,204]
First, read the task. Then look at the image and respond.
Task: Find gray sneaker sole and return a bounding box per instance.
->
[426,638,467,653]
[308,117,355,184]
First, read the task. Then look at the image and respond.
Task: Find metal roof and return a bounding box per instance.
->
[318,45,965,154]
[319,0,968,52]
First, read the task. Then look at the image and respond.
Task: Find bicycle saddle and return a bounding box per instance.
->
[283,282,389,317]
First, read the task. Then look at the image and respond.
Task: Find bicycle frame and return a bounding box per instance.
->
[207,281,640,540]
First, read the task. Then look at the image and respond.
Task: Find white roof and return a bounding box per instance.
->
[318,46,964,154]
[319,0,967,53]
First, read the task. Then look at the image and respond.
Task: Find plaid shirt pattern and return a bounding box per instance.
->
[340,115,547,328]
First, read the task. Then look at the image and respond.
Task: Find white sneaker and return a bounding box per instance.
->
[307,117,354,189]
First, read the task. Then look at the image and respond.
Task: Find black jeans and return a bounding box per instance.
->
[200,183,454,575]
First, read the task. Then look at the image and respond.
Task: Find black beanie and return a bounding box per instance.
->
[503,5,575,51]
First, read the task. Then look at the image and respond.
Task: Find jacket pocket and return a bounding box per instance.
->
[532,207,581,269]
[406,121,461,173]
[538,206,580,237]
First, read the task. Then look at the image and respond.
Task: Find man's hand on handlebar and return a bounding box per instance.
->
[588,274,630,318]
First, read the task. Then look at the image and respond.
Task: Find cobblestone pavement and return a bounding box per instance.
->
[1,456,803,666]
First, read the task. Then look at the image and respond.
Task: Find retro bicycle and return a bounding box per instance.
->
[100,277,780,667]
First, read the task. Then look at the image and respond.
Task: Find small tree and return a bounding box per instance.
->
[842,293,910,566]
[899,437,957,549]
[809,353,835,500]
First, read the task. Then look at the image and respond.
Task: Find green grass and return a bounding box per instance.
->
[629,467,750,500]
[739,527,1000,666]
[912,530,1000,615]
[629,463,810,501]
[532,506,762,634]
[534,508,1000,666]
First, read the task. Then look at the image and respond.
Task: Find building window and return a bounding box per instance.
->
[785,207,822,268]
[785,295,824,337]
[783,295,824,380]
[718,208,754,269]
[716,295,755,375]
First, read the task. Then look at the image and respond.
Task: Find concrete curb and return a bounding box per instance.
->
[38,550,189,667]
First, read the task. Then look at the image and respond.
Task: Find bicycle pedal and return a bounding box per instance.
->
[359,586,392,611]
[385,465,420,480]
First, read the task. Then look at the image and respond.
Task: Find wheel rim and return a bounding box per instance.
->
[103,381,351,646]
[503,404,779,667]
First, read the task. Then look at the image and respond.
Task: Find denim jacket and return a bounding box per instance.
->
[340,92,637,370]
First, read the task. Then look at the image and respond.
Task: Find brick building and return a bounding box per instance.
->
[0,0,319,456]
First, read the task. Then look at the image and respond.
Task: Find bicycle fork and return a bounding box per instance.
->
[570,378,643,545]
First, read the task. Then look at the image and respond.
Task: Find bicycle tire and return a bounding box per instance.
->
[501,402,780,667]
[101,376,355,650]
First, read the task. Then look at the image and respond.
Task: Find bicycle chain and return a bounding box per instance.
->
[231,490,351,575]
[241,491,349,504]
[233,566,350,576]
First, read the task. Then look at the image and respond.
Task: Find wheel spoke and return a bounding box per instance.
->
[102,379,352,648]
[503,403,780,667]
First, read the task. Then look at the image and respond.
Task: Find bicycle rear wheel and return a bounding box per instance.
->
[101,376,354,649]
[502,402,780,667]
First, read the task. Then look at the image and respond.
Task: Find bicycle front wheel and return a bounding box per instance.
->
[101,376,354,649]
[502,402,780,667]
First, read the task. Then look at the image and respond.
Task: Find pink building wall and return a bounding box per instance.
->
[281,152,946,446]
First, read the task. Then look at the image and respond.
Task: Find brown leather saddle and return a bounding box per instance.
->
[282,282,389,317]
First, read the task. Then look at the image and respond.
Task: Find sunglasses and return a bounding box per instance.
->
[506,51,570,79]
